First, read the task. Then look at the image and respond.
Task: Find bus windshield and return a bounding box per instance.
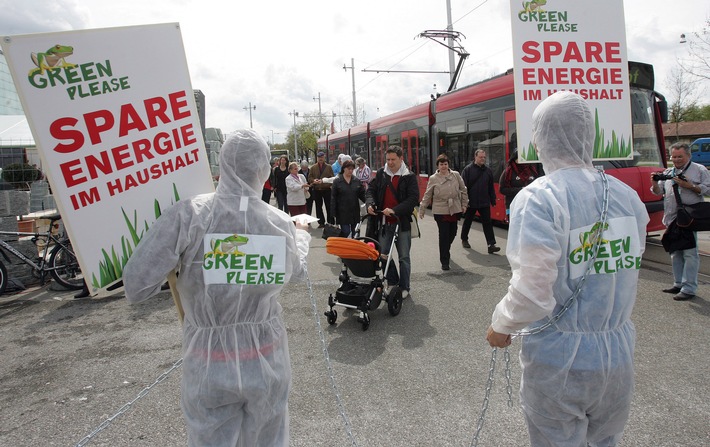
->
[601,87,663,169]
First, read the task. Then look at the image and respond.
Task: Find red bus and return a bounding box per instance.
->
[317,61,668,232]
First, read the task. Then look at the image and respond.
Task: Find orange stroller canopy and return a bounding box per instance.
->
[326,237,379,261]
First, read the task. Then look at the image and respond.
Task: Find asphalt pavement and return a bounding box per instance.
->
[0,214,708,447]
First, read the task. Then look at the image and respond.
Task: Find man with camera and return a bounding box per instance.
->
[651,142,710,301]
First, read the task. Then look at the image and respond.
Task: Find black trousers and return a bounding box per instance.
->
[312,189,333,225]
[461,206,496,246]
[435,215,458,265]
[261,188,272,203]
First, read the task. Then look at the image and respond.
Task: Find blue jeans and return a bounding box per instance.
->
[671,233,699,294]
[274,189,288,213]
[379,224,411,291]
[340,223,353,238]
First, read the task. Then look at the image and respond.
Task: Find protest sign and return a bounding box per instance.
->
[510,0,632,162]
[1,23,215,295]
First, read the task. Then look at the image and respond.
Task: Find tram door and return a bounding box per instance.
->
[401,129,424,197]
[496,109,518,223]
[505,110,516,161]
[401,130,419,174]
[374,135,388,170]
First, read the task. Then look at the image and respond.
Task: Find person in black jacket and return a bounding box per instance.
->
[461,149,500,253]
[366,146,419,298]
[331,159,366,237]
[272,155,290,213]
[498,149,542,216]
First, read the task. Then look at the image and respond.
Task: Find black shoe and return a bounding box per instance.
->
[74,289,90,299]
[462,240,471,249]
[442,264,450,271]
[662,286,681,294]
[488,245,501,254]
[673,292,695,301]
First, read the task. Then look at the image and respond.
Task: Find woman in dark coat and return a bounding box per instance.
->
[273,155,290,212]
[330,159,366,237]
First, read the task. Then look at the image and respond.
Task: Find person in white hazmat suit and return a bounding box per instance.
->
[486,91,649,446]
[123,129,310,446]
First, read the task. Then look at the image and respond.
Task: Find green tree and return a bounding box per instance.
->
[684,104,710,121]
[1,163,40,189]
[285,111,323,162]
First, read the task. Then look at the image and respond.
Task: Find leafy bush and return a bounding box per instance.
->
[1,163,41,189]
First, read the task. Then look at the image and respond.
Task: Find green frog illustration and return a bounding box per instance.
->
[522,0,547,13]
[205,234,249,257]
[579,221,609,250]
[29,44,76,75]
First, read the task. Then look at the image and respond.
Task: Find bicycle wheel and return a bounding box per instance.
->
[0,260,7,295]
[49,240,84,290]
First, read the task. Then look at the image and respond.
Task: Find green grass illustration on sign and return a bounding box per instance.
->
[91,184,181,288]
[522,108,632,162]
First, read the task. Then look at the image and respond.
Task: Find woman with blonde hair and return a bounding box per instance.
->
[285,161,310,216]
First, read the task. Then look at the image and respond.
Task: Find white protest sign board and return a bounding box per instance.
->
[510,0,632,162]
[1,23,215,296]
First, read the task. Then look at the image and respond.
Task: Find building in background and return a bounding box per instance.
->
[662,120,710,148]
[0,49,23,115]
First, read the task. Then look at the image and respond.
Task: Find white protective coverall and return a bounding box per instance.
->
[123,129,310,447]
[490,92,649,446]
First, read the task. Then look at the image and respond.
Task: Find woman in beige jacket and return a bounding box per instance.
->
[419,154,468,270]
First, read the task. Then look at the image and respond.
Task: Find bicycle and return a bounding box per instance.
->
[0,213,83,295]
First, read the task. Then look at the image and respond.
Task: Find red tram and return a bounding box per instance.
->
[317,61,668,232]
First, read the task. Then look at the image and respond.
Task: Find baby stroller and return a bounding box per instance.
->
[323,214,403,331]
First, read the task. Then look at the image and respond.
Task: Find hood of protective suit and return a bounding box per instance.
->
[216,129,271,196]
[531,91,594,173]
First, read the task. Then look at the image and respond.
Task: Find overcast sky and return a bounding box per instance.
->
[1,0,708,143]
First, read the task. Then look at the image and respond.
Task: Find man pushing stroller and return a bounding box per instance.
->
[366,145,419,299]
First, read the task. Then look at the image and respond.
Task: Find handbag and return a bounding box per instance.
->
[322,223,341,240]
[672,184,710,231]
[411,208,421,238]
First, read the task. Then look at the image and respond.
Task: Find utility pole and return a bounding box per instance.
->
[288,110,299,160]
[313,92,324,135]
[343,58,357,126]
[243,102,256,128]
[446,0,456,84]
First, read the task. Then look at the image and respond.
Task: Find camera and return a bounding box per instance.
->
[652,172,685,181]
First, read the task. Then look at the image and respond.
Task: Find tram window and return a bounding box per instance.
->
[508,124,517,152]
[487,143,506,180]
[490,110,505,132]
[447,135,468,171]
[418,136,429,175]
[468,117,488,133]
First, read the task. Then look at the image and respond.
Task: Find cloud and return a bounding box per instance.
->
[0,0,89,35]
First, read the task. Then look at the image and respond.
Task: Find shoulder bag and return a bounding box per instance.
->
[672,184,710,231]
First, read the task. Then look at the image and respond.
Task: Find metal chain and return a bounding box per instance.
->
[304,263,360,447]
[470,347,498,447]
[471,169,611,446]
[75,263,358,447]
[503,347,513,408]
[74,357,184,447]
[513,169,610,338]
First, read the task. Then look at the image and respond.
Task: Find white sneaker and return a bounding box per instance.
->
[401,290,409,299]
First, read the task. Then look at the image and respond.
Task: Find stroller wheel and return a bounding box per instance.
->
[387,286,403,316]
[325,310,338,325]
[360,313,370,331]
